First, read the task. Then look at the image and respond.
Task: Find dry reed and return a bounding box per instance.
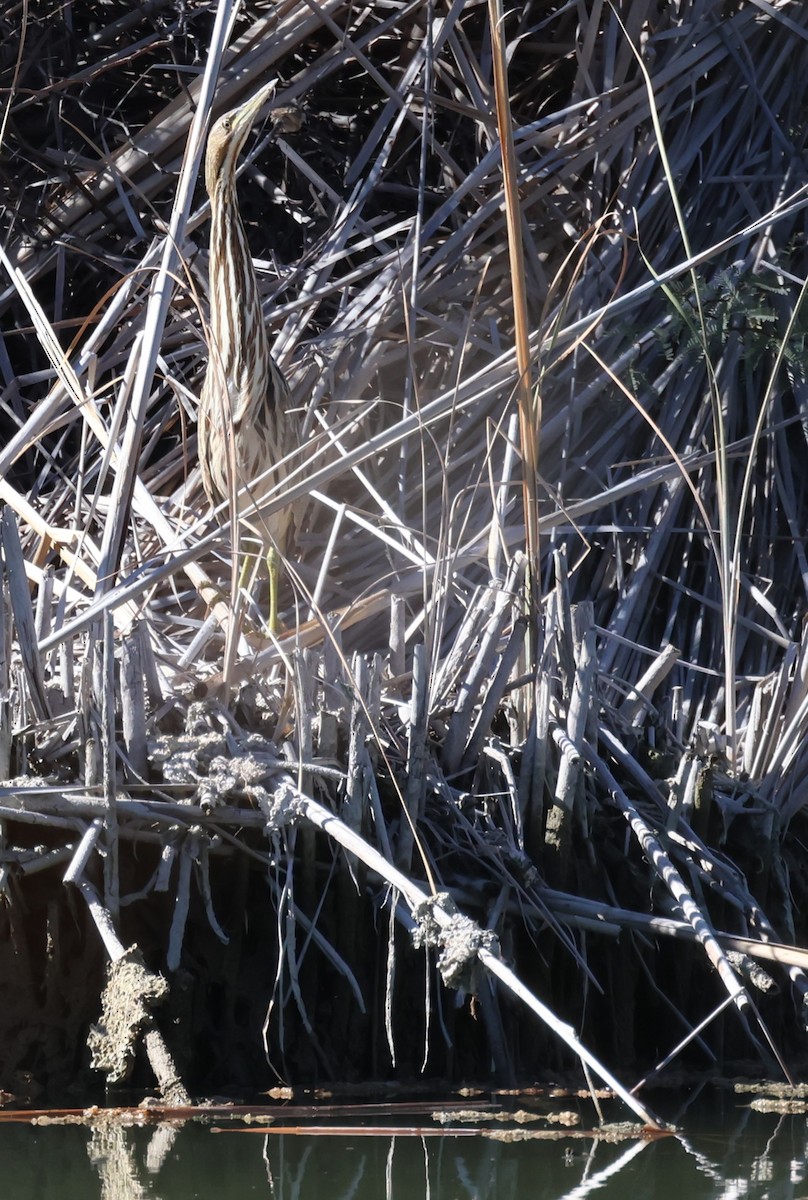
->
[1,0,808,1110]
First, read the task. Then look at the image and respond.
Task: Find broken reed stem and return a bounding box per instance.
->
[64,827,190,1104]
[287,782,666,1129]
[399,641,428,872]
[553,602,596,815]
[581,739,793,1084]
[544,888,808,972]
[443,554,526,774]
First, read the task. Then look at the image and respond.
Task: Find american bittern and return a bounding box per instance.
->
[198,81,294,633]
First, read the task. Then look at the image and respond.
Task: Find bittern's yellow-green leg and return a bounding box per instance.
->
[266,545,281,636]
[235,542,282,635]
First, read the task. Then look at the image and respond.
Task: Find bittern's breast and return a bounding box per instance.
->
[198,370,294,552]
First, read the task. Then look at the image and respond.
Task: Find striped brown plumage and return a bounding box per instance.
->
[198,83,294,626]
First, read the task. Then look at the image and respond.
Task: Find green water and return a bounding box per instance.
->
[2,1092,805,1199]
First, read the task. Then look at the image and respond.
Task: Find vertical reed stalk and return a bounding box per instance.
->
[487,0,539,603]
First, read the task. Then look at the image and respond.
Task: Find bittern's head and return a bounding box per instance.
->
[204,80,279,200]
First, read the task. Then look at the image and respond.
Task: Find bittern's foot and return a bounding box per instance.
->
[261,613,285,637]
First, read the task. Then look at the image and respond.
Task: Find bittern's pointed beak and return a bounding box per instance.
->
[205,79,294,198]
[228,78,280,133]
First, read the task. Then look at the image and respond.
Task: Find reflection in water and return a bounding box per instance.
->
[554,1139,648,1200]
[86,1120,181,1199]
[5,1094,808,1200]
[87,1123,149,1200]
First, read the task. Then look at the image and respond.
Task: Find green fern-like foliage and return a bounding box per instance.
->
[658,263,808,380]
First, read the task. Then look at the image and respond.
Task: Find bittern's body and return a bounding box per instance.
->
[198,83,294,629]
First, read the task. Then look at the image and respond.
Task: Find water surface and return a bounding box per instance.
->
[3,1089,805,1200]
